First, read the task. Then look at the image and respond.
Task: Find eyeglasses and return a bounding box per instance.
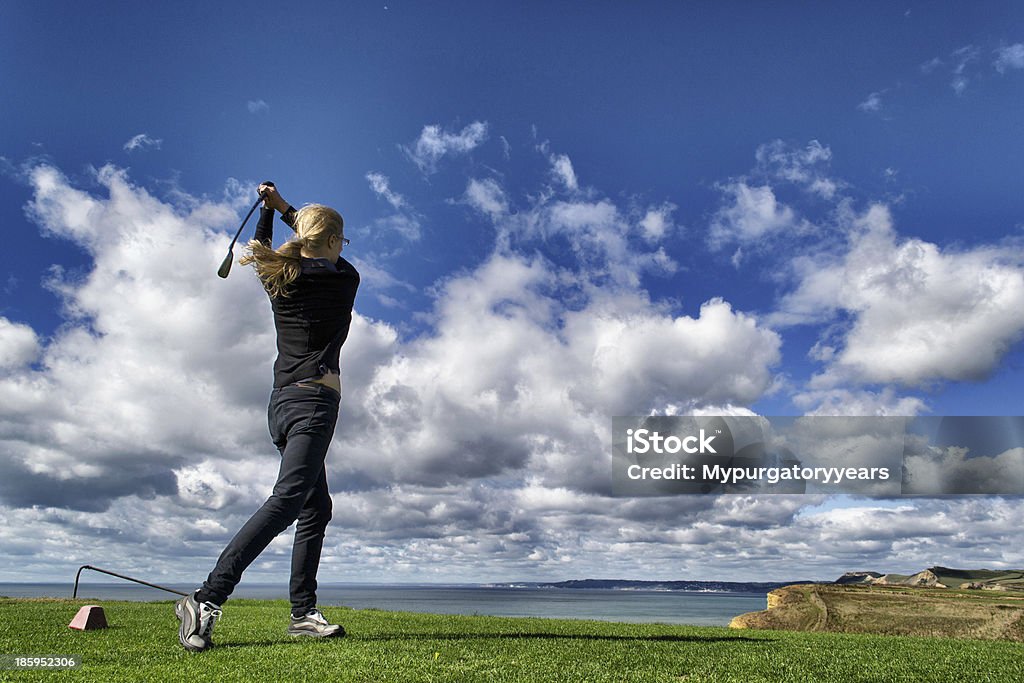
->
[336,235,350,248]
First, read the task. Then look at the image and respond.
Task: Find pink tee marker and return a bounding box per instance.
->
[69,605,108,630]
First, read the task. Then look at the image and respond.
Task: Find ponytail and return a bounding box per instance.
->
[240,239,303,299]
[239,204,344,299]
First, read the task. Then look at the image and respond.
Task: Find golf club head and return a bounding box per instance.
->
[217,250,234,279]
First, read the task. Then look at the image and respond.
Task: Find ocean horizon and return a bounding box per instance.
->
[0,582,769,627]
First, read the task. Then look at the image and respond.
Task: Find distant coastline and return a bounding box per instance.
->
[0,581,767,626]
[485,579,815,593]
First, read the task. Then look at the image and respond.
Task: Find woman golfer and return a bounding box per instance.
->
[177,182,359,652]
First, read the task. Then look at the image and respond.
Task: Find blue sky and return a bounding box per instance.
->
[1,1,1023,585]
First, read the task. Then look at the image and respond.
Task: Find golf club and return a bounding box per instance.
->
[217,181,274,278]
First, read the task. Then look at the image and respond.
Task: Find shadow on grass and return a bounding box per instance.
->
[363,632,768,644]
[217,640,314,649]
[216,632,769,649]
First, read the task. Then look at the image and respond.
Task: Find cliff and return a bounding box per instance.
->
[730,583,1024,641]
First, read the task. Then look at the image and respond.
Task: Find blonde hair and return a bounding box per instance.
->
[240,204,344,298]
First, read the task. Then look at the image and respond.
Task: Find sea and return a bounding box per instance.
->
[1,582,767,627]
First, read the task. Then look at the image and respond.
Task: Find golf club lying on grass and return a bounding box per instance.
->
[217,181,274,278]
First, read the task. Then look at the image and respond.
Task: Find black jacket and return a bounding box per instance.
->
[254,206,360,388]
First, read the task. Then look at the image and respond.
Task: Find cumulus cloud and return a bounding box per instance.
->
[462,147,678,286]
[707,140,841,253]
[709,182,805,250]
[775,203,1024,386]
[403,121,488,173]
[710,139,1024,410]
[469,153,675,274]
[0,157,796,582]
[638,203,676,243]
[994,43,1024,73]
[793,388,927,417]
[6,139,1023,585]
[0,318,40,369]
[900,417,1024,495]
[123,133,162,152]
[903,446,1024,495]
[4,165,294,510]
[765,417,906,495]
[334,252,780,498]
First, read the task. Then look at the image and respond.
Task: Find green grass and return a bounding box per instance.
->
[1,598,1022,682]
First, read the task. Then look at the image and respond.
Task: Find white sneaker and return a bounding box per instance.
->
[288,607,345,638]
[175,591,223,652]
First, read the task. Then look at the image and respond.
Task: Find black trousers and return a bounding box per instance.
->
[197,383,340,615]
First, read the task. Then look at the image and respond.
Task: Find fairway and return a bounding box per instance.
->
[1,598,1022,682]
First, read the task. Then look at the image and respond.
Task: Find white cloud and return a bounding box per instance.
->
[792,388,927,417]
[6,147,1023,586]
[366,171,408,210]
[464,177,509,221]
[123,133,162,152]
[776,203,1024,386]
[755,139,839,199]
[3,165,290,511]
[560,294,782,417]
[857,91,883,113]
[707,140,841,254]
[994,44,1024,73]
[0,318,40,369]
[709,182,804,250]
[903,446,1024,495]
[247,99,269,113]
[463,155,677,286]
[543,198,675,285]
[549,153,578,192]
[403,121,488,173]
[365,172,421,241]
[338,252,781,499]
[1,160,796,582]
[638,203,676,243]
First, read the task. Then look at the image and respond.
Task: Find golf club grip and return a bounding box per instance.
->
[217,182,276,278]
